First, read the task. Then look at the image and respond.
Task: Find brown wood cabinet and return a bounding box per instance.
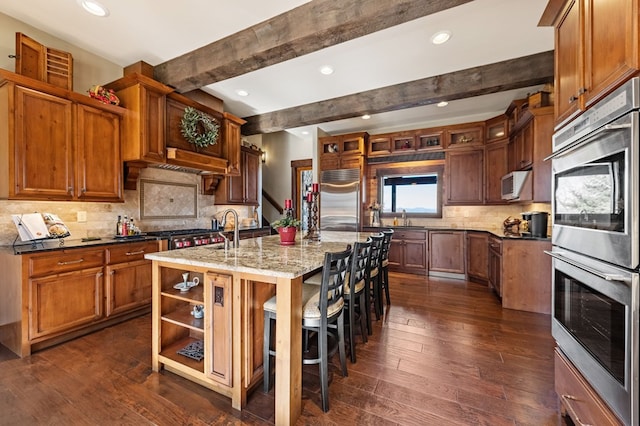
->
[428,230,466,277]
[0,240,159,357]
[466,231,488,283]
[555,348,622,425]
[484,140,509,204]
[548,0,640,128]
[446,124,484,149]
[0,76,124,202]
[445,149,484,205]
[508,106,553,202]
[215,146,261,205]
[387,229,427,275]
[319,132,366,171]
[488,235,503,297]
[106,73,172,164]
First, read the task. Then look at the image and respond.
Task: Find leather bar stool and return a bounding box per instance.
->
[263,246,351,412]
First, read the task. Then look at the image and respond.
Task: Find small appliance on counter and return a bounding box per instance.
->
[521,211,548,238]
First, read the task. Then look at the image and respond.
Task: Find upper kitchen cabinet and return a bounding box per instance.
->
[508,104,553,202]
[445,123,484,149]
[105,73,172,164]
[0,70,124,202]
[445,149,484,205]
[541,0,640,128]
[214,146,261,205]
[319,132,367,171]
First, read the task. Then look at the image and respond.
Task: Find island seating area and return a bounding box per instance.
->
[0,269,561,424]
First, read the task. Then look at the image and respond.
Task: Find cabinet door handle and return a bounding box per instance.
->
[110,270,116,275]
[67,186,74,194]
[560,394,594,426]
[126,250,145,256]
[57,258,84,265]
[578,87,587,95]
[569,95,578,103]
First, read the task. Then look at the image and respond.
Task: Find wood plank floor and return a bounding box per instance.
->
[0,272,566,425]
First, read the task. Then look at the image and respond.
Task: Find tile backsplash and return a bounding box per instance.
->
[0,168,254,246]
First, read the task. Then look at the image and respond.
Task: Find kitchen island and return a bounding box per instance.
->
[145,231,370,425]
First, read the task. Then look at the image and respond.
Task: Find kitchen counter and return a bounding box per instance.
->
[364,225,551,241]
[5,235,160,255]
[146,231,369,426]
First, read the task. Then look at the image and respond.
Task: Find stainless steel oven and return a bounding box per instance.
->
[550,77,639,270]
[547,248,638,425]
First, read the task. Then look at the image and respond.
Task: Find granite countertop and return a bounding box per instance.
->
[144,231,370,278]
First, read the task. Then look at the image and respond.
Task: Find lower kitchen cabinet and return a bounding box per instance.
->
[488,236,551,314]
[466,231,488,283]
[488,235,502,296]
[428,230,466,278]
[0,240,159,357]
[387,229,427,275]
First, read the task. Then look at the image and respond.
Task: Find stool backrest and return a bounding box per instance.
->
[348,240,372,296]
[381,229,394,263]
[368,233,384,277]
[319,245,352,317]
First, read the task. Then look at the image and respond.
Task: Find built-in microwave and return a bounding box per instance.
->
[501,170,531,201]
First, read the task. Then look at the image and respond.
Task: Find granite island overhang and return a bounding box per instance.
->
[144,231,371,425]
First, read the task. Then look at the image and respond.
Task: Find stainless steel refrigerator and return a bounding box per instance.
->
[320,168,360,231]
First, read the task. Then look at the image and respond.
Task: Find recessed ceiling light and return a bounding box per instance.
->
[77,0,109,17]
[362,114,371,120]
[431,30,451,45]
[319,65,334,75]
[235,89,249,97]
[437,101,449,107]
[301,131,309,135]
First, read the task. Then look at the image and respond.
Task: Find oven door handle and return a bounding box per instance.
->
[544,250,632,283]
[544,122,632,161]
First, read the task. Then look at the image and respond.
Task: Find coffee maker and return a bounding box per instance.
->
[521,211,549,238]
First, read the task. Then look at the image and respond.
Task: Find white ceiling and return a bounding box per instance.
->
[0,0,554,139]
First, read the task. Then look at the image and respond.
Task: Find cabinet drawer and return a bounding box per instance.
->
[106,240,159,264]
[28,248,104,277]
[488,235,502,254]
[554,349,621,426]
[394,230,426,240]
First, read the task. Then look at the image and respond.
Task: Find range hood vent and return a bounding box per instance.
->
[148,163,208,175]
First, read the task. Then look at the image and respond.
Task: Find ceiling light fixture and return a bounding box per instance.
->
[319,65,334,75]
[301,131,310,135]
[362,114,371,120]
[77,0,109,17]
[437,101,449,107]
[431,30,451,45]
[236,89,249,97]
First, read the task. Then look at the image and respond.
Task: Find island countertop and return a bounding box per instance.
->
[144,231,371,278]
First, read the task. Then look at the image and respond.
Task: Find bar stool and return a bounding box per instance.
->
[263,246,351,412]
[367,233,384,333]
[379,229,394,312]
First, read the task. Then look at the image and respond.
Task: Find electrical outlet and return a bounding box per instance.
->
[77,211,87,222]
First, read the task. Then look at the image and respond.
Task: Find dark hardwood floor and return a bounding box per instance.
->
[0,272,565,425]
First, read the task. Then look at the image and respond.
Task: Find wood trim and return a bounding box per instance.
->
[538,0,568,26]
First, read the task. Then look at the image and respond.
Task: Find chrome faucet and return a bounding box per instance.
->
[219,209,240,248]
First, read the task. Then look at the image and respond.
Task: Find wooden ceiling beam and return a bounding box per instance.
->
[153,0,473,92]
[241,51,555,135]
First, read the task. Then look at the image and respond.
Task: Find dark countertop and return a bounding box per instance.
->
[362,225,551,241]
[7,235,160,255]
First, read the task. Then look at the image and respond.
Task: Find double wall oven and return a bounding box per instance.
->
[549,77,639,425]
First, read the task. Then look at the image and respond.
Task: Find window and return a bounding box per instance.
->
[377,165,443,218]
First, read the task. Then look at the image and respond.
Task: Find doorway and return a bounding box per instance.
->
[291,159,312,230]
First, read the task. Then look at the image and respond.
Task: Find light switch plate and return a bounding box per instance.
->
[77,211,87,222]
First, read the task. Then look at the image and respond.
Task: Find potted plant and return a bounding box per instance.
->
[271,215,301,245]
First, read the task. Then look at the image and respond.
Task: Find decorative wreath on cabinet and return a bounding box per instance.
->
[180,106,220,148]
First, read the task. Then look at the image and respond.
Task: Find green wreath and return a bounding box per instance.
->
[180,106,220,148]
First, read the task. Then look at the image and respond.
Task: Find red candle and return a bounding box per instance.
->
[284,199,292,209]
[307,192,313,202]
[312,183,319,193]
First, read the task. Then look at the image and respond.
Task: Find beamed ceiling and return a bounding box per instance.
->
[0,0,555,138]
